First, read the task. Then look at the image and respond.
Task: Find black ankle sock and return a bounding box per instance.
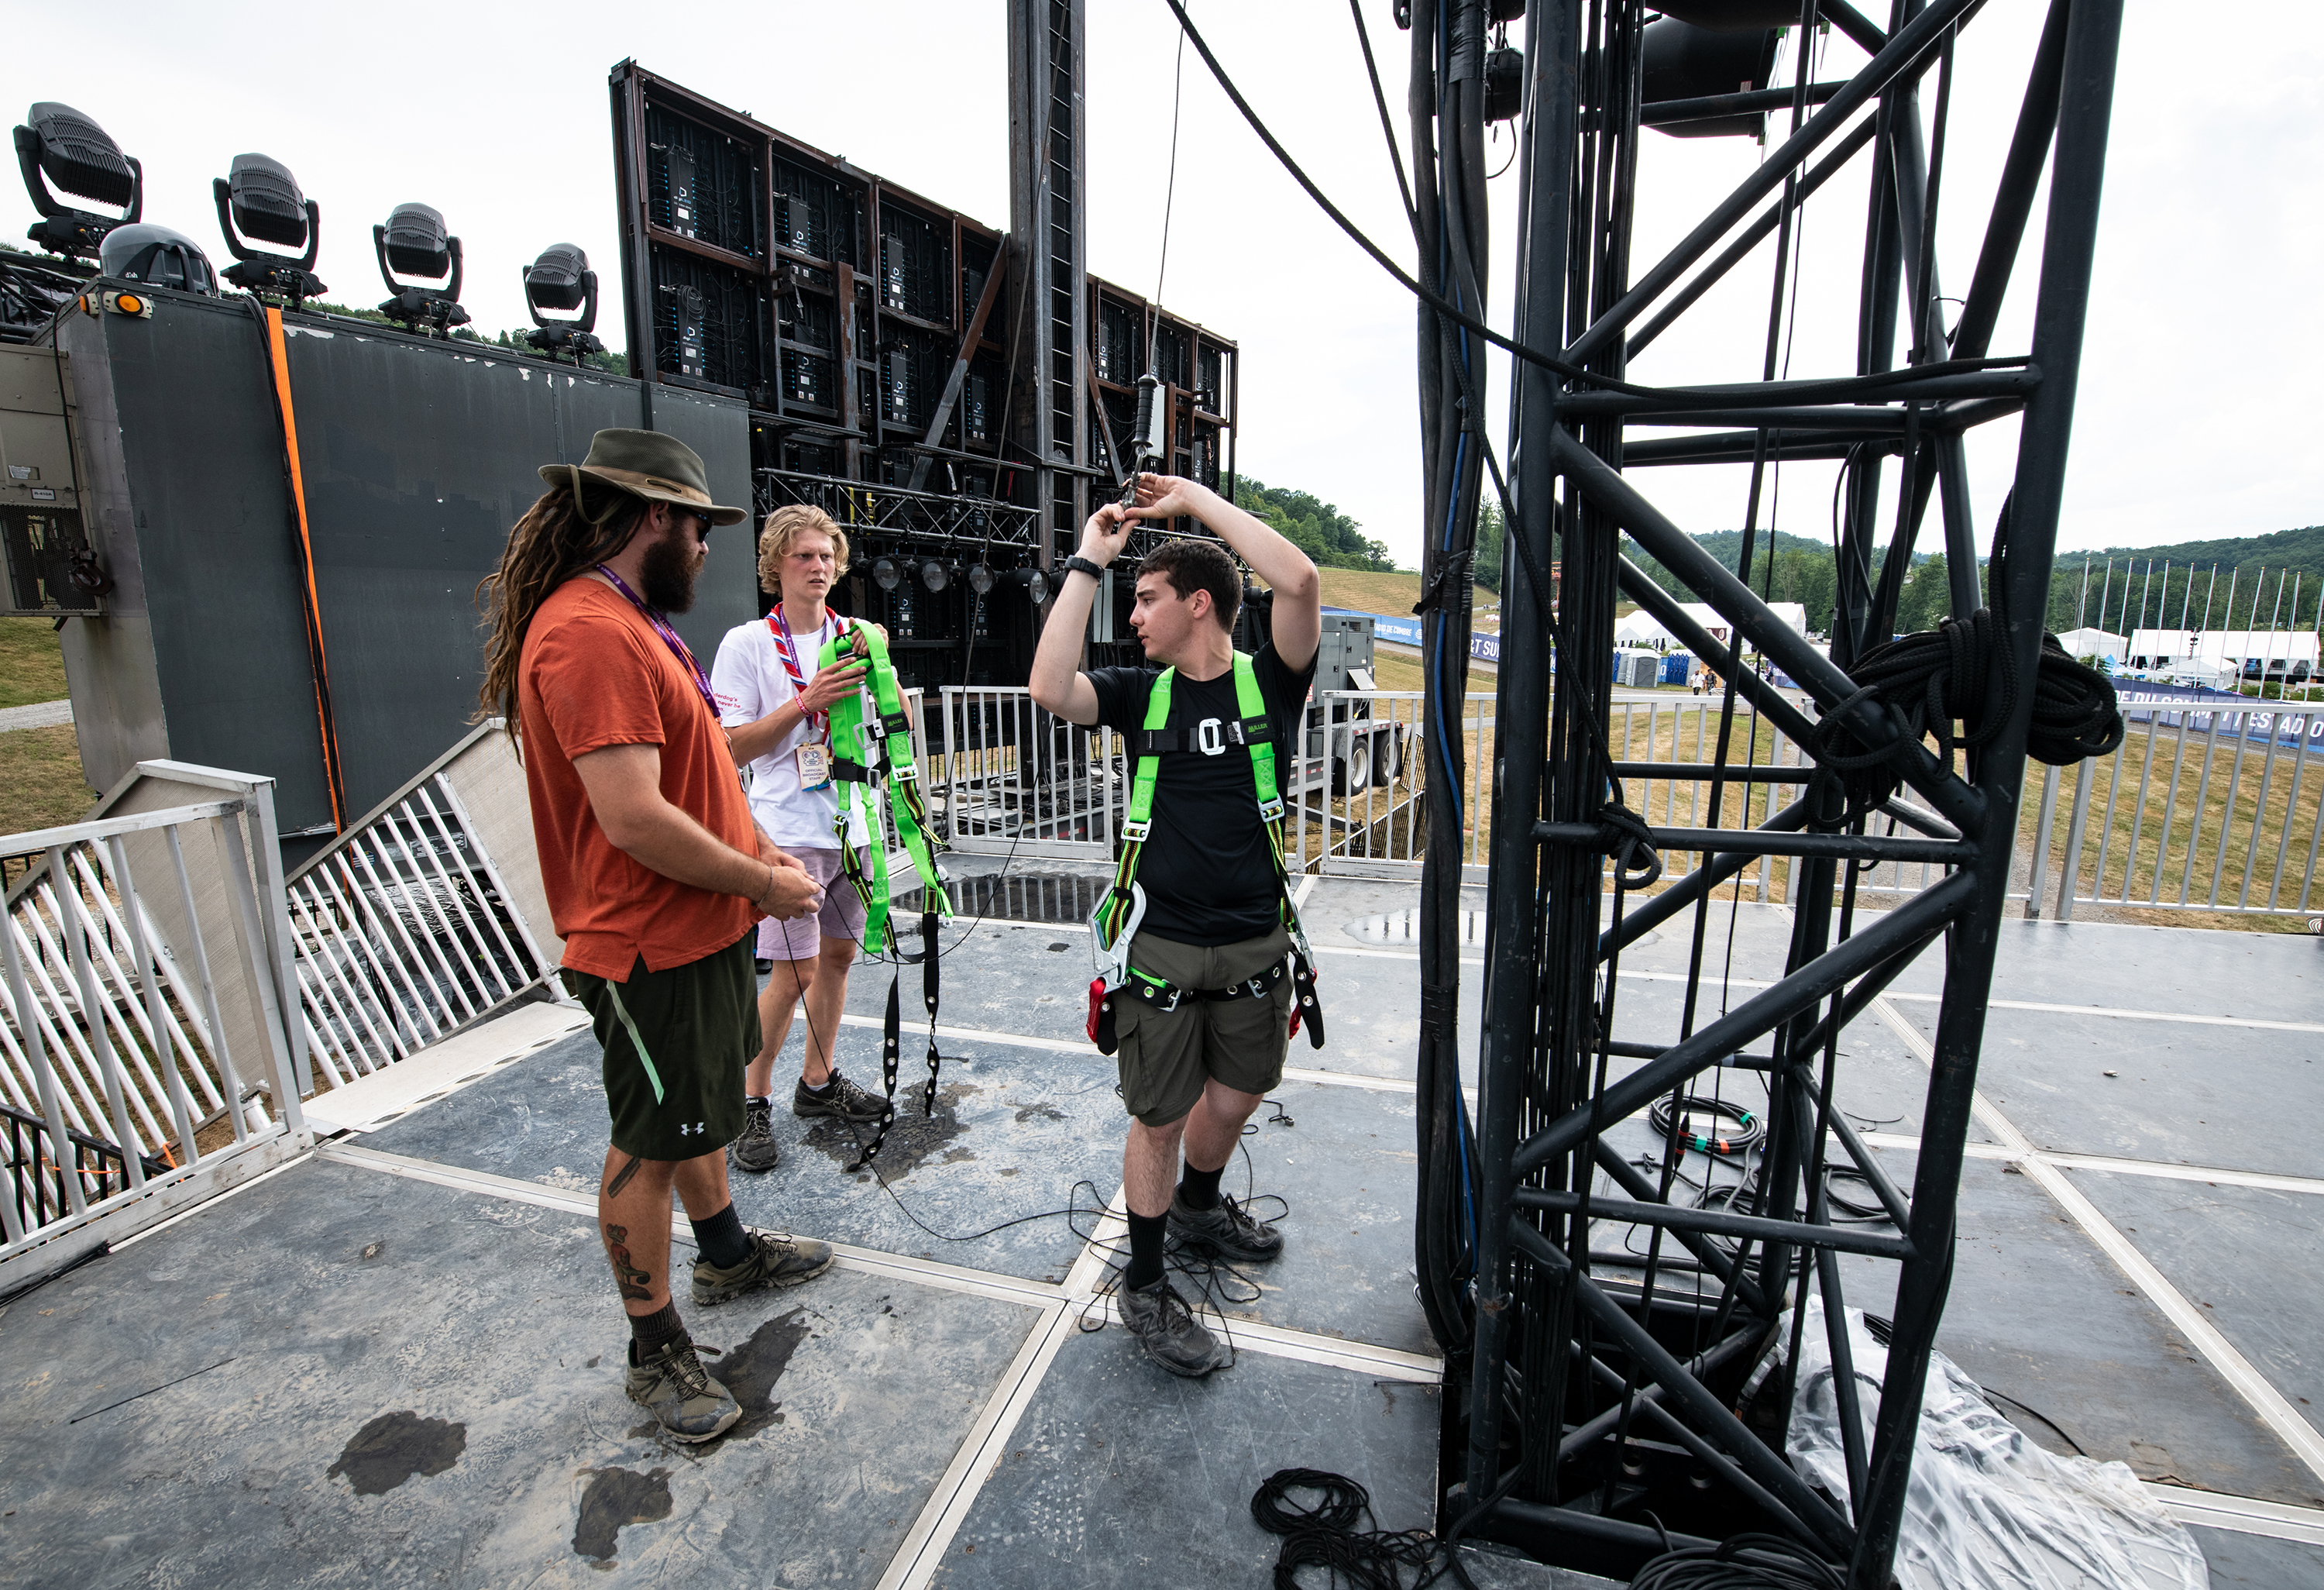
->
[1126,1210,1168,1291]
[1177,1163,1224,1213]
[691,1203,751,1268]
[628,1299,684,1358]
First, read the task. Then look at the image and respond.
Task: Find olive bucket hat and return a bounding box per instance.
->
[538,428,748,527]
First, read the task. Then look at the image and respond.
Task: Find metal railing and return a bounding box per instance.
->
[2027,696,2324,920]
[2,766,306,1270]
[931,688,1128,858]
[285,724,559,1089]
[914,683,2319,921]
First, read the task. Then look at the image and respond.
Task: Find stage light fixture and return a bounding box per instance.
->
[919,559,950,594]
[967,561,996,597]
[1003,566,1050,605]
[15,102,142,263]
[871,556,902,591]
[373,202,471,336]
[1483,47,1525,122]
[1642,16,1782,139]
[213,153,326,310]
[97,224,217,297]
[522,243,606,364]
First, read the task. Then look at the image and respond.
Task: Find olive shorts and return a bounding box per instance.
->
[1114,925,1295,1128]
[561,932,755,1162]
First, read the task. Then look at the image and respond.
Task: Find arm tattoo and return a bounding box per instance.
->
[603,1223,653,1302]
[607,1155,644,1197]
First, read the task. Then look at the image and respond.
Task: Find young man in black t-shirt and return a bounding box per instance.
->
[1030,472,1320,1376]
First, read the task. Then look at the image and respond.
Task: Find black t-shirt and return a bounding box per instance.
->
[1088,642,1316,946]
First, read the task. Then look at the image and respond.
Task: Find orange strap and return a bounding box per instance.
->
[260,306,346,831]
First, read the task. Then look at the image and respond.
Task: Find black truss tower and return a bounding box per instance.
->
[1418,2,2124,1584]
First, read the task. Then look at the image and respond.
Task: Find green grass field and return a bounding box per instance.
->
[1,616,70,710]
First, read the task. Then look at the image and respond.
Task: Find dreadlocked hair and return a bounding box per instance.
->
[474,479,646,742]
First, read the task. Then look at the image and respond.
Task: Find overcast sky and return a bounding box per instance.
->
[17,2,2319,570]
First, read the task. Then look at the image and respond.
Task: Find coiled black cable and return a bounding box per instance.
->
[1648,1095,1764,1157]
[1627,1533,1847,1590]
[1809,608,2124,816]
[1249,1469,1475,1590]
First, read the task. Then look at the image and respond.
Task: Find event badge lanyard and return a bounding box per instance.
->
[769,606,839,792]
[593,566,720,721]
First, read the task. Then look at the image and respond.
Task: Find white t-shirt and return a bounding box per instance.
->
[710,611,871,852]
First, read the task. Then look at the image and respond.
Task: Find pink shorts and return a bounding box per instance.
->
[754,845,870,962]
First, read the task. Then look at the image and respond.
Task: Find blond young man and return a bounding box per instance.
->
[710,507,892,1171]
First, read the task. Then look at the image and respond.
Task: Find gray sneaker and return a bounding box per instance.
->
[1167,1191,1284,1264]
[730,1097,780,1174]
[1116,1277,1232,1377]
[792,1069,890,1122]
[626,1334,740,1443]
[692,1227,835,1306]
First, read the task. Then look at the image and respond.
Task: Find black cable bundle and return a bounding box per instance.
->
[1648,1094,1764,1157]
[1249,1469,1474,1590]
[1809,608,2124,815]
[1627,1533,1847,1590]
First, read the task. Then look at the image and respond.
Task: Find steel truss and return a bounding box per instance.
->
[1415,2,2125,1585]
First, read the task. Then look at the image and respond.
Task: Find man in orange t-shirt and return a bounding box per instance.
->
[479,428,832,1444]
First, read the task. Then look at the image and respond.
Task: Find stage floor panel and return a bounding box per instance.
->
[5,870,2320,1586]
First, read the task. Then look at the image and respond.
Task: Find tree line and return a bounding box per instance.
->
[1232,478,1396,571]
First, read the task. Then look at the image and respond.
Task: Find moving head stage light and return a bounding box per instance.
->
[522,244,604,363]
[214,153,326,309]
[14,102,142,263]
[373,202,469,336]
[97,225,217,299]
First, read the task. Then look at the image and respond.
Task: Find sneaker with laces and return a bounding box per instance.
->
[792,1069,889,1122]
[626,1334,741,1443]
[1116,1276,1232,1377]
[730,1097,780,1174]
[1167,1191,1284,1264]
[691,1227,835,1306]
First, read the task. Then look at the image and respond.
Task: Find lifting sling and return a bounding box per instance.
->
[820,621,954,1169]
[1086,652,1325,1056]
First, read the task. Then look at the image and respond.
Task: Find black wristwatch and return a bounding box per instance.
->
[1061,555,1109,581]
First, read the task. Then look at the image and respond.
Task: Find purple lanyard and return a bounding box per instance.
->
[767,607,837,740]
[595,566,720,721]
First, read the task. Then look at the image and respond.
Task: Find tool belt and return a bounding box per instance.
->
[1086,956,1302,1055]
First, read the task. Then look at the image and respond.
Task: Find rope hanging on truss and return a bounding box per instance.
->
[1810,607,2126,817]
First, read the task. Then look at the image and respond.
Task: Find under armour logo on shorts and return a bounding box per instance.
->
[679,1121,706,1137]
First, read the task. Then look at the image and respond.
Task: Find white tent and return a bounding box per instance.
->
[1613,601,1807,652]
[2054,627,2127,662]
[2128,628,2319,675]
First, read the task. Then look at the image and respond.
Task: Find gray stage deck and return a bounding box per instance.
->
[3,862,2322,1586]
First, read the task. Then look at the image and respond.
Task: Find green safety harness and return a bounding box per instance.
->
[818,621,954,1169]
[1087,651,1325,1055]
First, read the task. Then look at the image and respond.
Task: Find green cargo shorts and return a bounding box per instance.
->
[560,932,755,1162]
[1113,925,1295,1128]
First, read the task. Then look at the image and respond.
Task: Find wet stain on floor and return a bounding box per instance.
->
[803,1081,978,1178]
[718,1307,811,1440]
[327,1410,466,1495]
[573,1466,672,1561]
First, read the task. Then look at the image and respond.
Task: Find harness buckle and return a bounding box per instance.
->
[1259,797,1285,824]
[889,761,918,783]
[861,716,889,743]
[1119,820,1151,843]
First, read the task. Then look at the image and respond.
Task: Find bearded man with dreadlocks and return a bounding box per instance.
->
[478,429,834,1444]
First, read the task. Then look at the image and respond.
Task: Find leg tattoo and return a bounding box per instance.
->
[607,1155,645,1197]
[603,1223,653,1302]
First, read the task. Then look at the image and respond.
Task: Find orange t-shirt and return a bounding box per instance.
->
[517,576,757,979]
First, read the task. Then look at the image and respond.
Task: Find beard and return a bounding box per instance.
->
[638,528,700,613]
